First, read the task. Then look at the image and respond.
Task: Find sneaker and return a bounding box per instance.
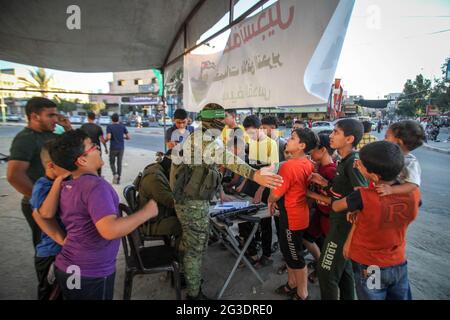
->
[112,174,119,184]
[290,292,309,300]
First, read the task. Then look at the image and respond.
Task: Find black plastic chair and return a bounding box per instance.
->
[123,184,172,245]
[119,203,181,300]
[123,184,139,212]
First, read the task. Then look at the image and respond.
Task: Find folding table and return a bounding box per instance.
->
[209,204,270,299]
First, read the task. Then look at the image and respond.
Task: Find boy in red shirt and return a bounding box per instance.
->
[268,128,318,300]
[309,133,337,236]
[332,141,420,300]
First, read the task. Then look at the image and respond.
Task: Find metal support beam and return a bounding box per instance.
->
[163,0,209,67]
[229,0,235,25]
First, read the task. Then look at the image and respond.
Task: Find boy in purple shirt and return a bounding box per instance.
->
[47,129,157,300]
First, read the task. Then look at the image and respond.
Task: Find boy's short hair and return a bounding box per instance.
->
[362,121,372,133]
[360,141,404,181]
[293,128,319,153]
[224,109,237,117]
[261,116,279,128]
[294,120,305,125]
[389,120,425,151]
[49,129,89,172]
[335,118,364,147]
[111,113,119,122]
[317,133,334,155]
[173,109,188,120]
[40,140,55,167]
[87,112,96,120]
[243,115,262,129]
[25,97,57,120]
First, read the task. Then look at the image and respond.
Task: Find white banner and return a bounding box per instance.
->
[183,0,355,112]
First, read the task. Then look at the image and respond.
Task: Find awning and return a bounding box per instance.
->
[0,0,355,112]
[0,0,237,72]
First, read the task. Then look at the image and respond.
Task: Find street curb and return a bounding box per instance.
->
[0,123,26,127]
[422,144,450,155]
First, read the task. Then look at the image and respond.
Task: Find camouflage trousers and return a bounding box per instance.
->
[174,200,210,297]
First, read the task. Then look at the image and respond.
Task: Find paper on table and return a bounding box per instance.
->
[213,201,249,210]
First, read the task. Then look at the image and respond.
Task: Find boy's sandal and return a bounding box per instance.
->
[291,292,309,300]
[275,283,297,296]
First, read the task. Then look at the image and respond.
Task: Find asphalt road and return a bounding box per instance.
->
[1,125,449,217]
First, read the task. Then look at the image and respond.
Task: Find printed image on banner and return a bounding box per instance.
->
[183,0,355,112]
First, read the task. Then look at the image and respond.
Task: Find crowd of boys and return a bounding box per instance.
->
[8,97,425,300]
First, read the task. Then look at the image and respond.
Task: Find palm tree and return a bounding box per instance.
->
[19,68,53,97]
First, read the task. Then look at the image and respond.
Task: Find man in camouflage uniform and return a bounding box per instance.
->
[135,150,181,242]
[170,103,283,300]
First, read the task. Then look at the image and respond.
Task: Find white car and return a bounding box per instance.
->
[158,117,173,126]
[311,121,334,133]
[69,115,82,124]
[99,116,111,125]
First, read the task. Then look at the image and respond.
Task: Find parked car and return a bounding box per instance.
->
[158,117,173,126]
[141,117,150,127]
[6,114,21,122]
[126,118,137,127]
[99,116,111,125]
[69,115,83,124]
[311,121,333,133]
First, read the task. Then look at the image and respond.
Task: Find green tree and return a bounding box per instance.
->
[54,97,77,114]
[430,57,450,114]
[19,68,53,97]
[82,102,106,113]
[396,74,432,117]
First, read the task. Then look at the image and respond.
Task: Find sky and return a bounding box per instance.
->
[0,0,449,99]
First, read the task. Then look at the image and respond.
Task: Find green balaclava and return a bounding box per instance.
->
[198,103,226,131]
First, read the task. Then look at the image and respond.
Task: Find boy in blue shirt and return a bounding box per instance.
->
[30,141,69,299]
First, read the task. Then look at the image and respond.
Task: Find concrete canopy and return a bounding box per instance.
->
[0,0,234,72]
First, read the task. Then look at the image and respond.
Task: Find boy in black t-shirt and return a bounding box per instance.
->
[80,112,108,176]
[309,119,367,300]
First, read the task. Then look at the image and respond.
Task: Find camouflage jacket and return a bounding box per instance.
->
[170,128,256,197]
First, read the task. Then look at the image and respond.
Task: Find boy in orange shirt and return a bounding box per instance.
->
[332,141,420,300]
[268,128,318,300]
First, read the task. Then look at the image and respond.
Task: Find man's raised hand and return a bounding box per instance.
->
[253,165,283,189]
